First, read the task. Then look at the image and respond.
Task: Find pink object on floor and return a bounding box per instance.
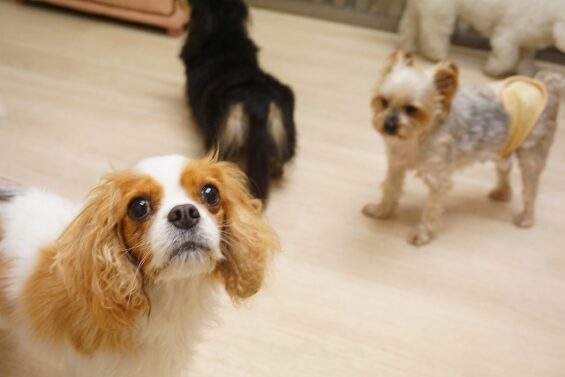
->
[26,0,190,35]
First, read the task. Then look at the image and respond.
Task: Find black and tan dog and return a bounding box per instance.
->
[181,0,296,201]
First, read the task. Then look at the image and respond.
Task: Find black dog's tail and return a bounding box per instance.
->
[245,101,274,201]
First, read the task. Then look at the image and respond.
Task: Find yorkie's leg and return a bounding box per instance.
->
[489,158,512,202]
[484,30,519,77]
[514,149,546,228]
[363,164,406,220]
[408,175,451,246]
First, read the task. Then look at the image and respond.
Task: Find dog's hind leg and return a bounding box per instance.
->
[514,73,562,227]
[514,112,558,228]
[267,103,287,178]
[245,101,273,200]
[514,147,547,228]
[218,103,248,160]
[489,158,513,202]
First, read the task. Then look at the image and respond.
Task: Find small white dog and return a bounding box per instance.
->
[400,0,565,76]
[0,155,278,376]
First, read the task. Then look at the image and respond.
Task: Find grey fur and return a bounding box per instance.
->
[422,86,510,168]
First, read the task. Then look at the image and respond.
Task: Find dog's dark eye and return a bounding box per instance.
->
[201,185,220,207]
[128,197,151,221]
[404,105,418,116]
[380,97,389,108]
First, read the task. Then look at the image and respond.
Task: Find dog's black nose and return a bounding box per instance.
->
[168,204,200,229]
[384,113,399,135]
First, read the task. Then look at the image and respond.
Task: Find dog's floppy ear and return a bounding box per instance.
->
[214,163,279,301]
[382,49,414,77]
[55,173,149,333]
[433,61,459,118]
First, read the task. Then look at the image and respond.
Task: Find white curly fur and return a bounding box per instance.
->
[400,0,565,76]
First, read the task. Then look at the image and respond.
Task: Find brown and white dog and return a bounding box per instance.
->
[0,155,279,376]
[363,50,562,245]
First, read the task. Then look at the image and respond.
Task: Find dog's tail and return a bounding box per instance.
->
[553,22,565,53]
[244,101,274,201]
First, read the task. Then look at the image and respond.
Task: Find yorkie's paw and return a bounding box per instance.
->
[489,187,512,202]
[362,203,393,220]
[514,212,534,228]
[407,224,432,246]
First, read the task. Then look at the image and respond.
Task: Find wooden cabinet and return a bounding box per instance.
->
[28,0,190,35]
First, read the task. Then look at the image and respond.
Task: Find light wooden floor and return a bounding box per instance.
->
[1,2,565,376]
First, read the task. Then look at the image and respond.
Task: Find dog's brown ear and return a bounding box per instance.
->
[55,173,150,332]
[382,49,414,77]
[213,163,279,301]
[433,61,459,118]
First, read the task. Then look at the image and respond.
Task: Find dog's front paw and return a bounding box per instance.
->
[407,224,433,246]
[489,187,512,202]
[362,203,393,220]
[514,212,534,228]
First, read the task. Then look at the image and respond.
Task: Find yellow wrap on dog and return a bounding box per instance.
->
[490,76,548,158]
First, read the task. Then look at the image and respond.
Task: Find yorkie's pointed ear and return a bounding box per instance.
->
[382,49,414,77]
[433,61,459,118]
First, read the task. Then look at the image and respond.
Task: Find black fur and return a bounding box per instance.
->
[180,0,296,201]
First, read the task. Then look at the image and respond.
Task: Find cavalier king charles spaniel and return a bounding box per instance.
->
[0,155,279,376]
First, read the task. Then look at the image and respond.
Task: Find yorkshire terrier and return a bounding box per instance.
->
[363,50,563,246]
